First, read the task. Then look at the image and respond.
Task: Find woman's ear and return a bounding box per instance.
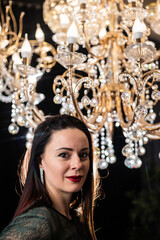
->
[39,155,43,169]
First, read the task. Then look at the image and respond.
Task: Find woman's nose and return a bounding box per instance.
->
[71,155,82,170]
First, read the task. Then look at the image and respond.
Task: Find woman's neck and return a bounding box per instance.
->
[46,186,72,219]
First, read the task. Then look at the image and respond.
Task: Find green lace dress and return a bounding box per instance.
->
[0,205,92,240]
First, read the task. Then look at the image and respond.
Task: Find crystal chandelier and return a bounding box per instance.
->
[0,1,56,148]
[1,0,160,170]
[43,0,160,169]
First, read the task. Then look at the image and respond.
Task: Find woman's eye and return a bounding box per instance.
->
[58,152,70,158]
[79,152,89,159]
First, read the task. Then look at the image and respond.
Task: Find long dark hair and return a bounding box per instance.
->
[14,114,100,239]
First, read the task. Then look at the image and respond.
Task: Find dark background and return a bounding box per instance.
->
[0,1,160,239]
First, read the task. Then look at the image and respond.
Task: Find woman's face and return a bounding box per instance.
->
[40,128,90,200]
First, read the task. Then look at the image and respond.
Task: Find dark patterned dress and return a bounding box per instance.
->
[0,205,92,239]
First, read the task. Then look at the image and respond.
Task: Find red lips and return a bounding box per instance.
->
[67,175,82,182]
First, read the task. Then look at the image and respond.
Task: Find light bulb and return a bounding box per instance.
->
[67,22,79,44]
[21,34,32,58]
[132,17,146,39]
[60,14,70,26]
[99,27,106,39]
[12,52,22,64]
[35,24,45,42]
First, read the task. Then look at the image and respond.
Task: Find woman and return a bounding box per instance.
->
[0,114,100,239]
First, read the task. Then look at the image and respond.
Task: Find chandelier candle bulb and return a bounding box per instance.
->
[99,27,107,39]
[35,24,45,43]
[20,34,32,58]
[132,17,146,40]
[67,22,79,44]
[12,53,22,65]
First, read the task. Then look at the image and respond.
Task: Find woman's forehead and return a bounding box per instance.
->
[47,128,89,149]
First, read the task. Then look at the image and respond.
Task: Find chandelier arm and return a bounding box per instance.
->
[141,69,160,95]
[42,41,56,55]
[25,40,56,70]
[5,32,19,56]
[122,104,134,121]
[142,69,160,78]
[88,59,103,76]
[146,133,160,139]
[75,74,110,126]
[85,40,106,60]
[81,26,106,60]
[87,114,109,132]
[32,105,45,122]
[16,12,25,45]
[8,1,17,34]
[5,10,10,33]
[138,119,160,131]
[107,121,114,140]
[141,53,160,67]
[84,92,108,125]
[115,94,136,128]
[117,0,125,11]
[14,90,20,106]
[23,77,30,103]
[40,42,56,69]
[25,115,38,129]
[62,70,69,78]
[0,1,5,27]
[117,24,131,44]
[68,68,108,132]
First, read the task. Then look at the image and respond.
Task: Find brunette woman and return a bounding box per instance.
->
[0,114,100,240]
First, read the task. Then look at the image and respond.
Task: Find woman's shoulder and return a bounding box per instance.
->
[22,204,52,218]
[0,205,54,240]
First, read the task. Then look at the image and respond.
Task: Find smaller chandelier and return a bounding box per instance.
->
[0,1,56,148]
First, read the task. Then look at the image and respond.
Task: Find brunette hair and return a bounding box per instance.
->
[14,114,100,239]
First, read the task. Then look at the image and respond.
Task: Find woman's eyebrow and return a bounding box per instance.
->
[56,147,73,151]
[56,147,89,151]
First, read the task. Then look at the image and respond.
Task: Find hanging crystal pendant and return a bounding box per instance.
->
[122,143,134,157]
[135,104,148,119]
[8,123,19,134]
[124,155,142,168]
[98,160,108,170]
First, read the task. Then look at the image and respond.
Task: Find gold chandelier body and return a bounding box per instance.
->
[45,0,160,168]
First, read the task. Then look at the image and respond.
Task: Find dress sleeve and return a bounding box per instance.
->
[0,207,53,240]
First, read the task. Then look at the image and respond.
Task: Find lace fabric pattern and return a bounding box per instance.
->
[0,205,92,240]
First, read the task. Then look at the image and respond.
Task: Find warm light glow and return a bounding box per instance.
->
[21,34,32,58]
[60,14,70,26]
[12,52,22,64]
[67,21,79,44]
[99,27,107,39]
[132,17,146,39]
[0,39,9,49]
[35,24,45,42]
